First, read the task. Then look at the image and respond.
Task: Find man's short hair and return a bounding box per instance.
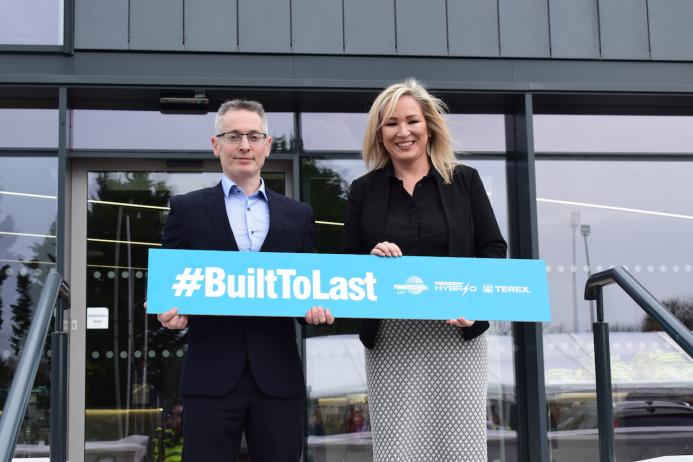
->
[214,99,269,134]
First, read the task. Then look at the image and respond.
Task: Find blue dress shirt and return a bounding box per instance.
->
[220,175,270,252]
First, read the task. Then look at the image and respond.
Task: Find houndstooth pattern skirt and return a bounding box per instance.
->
[365,320,488,462]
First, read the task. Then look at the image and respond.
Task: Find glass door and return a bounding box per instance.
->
[68,159,293,462]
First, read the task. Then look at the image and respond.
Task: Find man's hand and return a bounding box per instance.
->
[305,306,334,325]
[157,307,189,330]
[370,241,403,257]
[446,316,475,328]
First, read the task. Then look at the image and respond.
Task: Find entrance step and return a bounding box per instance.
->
[636,457,693,462]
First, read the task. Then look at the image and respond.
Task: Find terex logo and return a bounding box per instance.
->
[434,281,476,296]
[492,285,531,294]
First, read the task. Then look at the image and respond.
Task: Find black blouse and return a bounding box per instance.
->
[383,169,449,257]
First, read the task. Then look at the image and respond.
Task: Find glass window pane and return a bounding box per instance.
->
[537,159,693,461]
[301,113,367,151]
[464,159,509,242]
[72,110,295,152]
[0,0,63,45]
[84,171,218,460]
[302,113,506,152]
[0,109,59,148]
[82,166,287,460]
[301,158,365,253]
[449,114,506,152]
[302,157,514,461]
[535,115,693,153]
[0,157,57,457]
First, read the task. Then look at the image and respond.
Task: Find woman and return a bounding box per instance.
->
[343,79,507,461]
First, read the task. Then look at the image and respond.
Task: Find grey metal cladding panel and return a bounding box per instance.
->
[238,0,290,52]
[448,0,500,57]
[130,0,184,50]
[292,0,343,54]
[74,0,128,49]
[344,0,395,54]
[184,0,237,52]
[599,0,649,59]
[549,0,599,58]
[498,0,550,57]
[649,0,693,61]
[396,0,447,56]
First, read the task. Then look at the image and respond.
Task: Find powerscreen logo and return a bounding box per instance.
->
[393,276,428,295]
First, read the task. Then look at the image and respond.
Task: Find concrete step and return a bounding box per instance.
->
[636,457,693,462]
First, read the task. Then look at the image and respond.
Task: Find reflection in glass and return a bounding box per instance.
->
[301,157,515,461]
[0,0,63,45]
[72,110,295,152]
[537,159,693,461]
[0,157,57,456]
[301,158,364,254]
[86,172,183,461]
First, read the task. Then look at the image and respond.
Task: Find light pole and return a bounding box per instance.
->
[570,211,580,331]
[581,224,596,325]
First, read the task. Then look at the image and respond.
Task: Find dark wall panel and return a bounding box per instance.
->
[238,0,290,52]
[599,0,649,59]
[498,0,550,57]
[344,0,395,54]
[184,0,237,52]
[549,0,599,58]
[649,0,693,60]
[448,0,500,57]
[396,0,447,55]
[130,0,183,50]
[292,0,343,54]
[75,0,128,49]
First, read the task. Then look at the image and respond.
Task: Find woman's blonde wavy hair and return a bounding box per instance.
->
[362,79,456,184]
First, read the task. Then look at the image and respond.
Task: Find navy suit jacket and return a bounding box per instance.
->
[343,164,508,348]
[161,182,315,398]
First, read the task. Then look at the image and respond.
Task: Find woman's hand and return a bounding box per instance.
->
[156,306,189,330]
[305,306,335,325]
[370,241,403,257]
[446,316,475,328]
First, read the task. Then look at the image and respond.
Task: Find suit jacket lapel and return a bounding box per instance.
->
[433,169,457,256]
[260,189,285,252]
[203,182,238,251]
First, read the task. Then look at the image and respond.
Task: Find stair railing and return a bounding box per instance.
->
[584,266,693,462]
[0,271,70,462]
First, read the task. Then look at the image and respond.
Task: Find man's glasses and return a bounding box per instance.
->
[216,131,268,146]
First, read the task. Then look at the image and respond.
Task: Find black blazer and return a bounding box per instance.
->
[161,182,315,398]
[343,164,507,349]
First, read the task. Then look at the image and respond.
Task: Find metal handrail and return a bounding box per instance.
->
[584,266,693,462]
[0,271,70,462]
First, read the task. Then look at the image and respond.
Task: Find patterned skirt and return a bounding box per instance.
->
[365,320,488,462]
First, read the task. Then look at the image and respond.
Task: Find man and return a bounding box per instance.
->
[156,99,333,461]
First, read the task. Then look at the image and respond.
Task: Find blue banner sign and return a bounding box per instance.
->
[146,249,551,321]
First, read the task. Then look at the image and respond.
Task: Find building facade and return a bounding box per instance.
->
[1,1,692,461]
